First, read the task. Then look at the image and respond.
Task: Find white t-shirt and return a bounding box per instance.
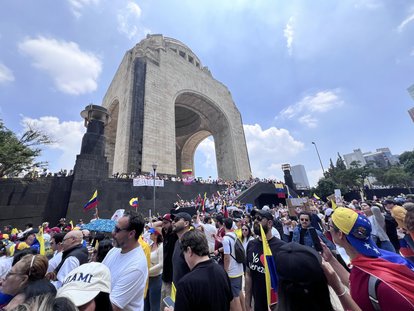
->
[47,251,62,273]
[202,223,217,253]
[103,246,148,311]
[0,256,13,279]
[271,227,281,239]
[222,232,244,278]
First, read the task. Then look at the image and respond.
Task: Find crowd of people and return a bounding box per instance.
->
[1,194,414,310]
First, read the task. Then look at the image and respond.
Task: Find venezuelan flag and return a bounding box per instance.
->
[84,190,98,211]
[129,197,139,207]
[260,224,278,307]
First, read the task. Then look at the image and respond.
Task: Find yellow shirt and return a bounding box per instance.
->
[138,236,151,298]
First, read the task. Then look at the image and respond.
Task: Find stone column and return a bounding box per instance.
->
[73,105,110,180]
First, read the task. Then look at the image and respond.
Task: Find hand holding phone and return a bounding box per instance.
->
[163,296,175,309]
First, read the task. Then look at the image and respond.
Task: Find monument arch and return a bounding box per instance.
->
[102,34,251,180]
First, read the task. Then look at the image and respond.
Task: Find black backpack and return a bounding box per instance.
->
[225,233,246,264]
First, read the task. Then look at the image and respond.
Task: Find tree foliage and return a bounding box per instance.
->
[314,150,414,198]
[0,120,53,178]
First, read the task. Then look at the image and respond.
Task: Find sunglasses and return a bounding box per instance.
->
[114,226,130,233]
[300,218,309,222]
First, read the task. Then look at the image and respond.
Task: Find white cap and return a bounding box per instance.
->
[57,262,111,306]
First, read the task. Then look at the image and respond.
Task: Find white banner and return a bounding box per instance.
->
[133,178,164,187]
[111,209,125,221]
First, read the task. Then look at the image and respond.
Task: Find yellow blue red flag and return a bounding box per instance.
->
[84,190,98,211]
[260,224,278,307]
[129,197,139,207]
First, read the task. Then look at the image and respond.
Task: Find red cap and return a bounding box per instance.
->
[163,214,172,222]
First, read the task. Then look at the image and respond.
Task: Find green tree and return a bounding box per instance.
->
[0,120,53,178]
[399,151,414,177]
[382,166,412,188]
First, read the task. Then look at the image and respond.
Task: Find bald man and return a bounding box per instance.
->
[47,230,88,289]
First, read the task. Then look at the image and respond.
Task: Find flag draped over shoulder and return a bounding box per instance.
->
[352,255,414,307]
[260,224,278,306]
[84,190,98,211]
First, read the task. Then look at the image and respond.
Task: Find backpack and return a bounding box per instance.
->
[225,233,246,264]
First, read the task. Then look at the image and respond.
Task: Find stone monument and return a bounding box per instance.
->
[102,34,251,180]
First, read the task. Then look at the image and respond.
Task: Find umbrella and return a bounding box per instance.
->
[81,219,116,233]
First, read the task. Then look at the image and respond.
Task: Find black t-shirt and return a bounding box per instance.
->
[299,228,307,245]
[175,259,232,311]
[172,239,190,286]
[246,237,286,311]
[162,230,178,282]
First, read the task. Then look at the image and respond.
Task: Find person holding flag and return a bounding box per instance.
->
[245,209,285,311]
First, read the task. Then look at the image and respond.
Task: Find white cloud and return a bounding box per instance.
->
[197,138,217,171]
[397,11,414,33]
[0,63,15,83]
[194,124,304,180]
[353,0,382,10]
[244,124,304,179]
[307,168,324,187]
[21,116,84,171]
[18,36,102,95]
[278,89,344,128]
[284,17,295,56]
[117,1,150,40]
[68,0,100,18]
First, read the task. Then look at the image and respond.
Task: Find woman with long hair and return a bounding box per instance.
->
[241,224,254,252]
[144,228,163,311]
[275,243,360,311]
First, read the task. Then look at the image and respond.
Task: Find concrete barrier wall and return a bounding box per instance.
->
[0,177,225,229]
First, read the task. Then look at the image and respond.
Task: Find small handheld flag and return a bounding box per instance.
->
[313,193,321,200]
[129,197,139,207]
[84,190,98,211]
[331,199,337,210]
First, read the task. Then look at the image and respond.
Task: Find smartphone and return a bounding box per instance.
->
[309,227,323,252]
[163,296,175,308]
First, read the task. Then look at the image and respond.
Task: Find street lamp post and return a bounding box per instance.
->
[152,163,157,216]
[311,142,325,176]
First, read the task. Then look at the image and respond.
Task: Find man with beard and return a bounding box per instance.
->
[245,210,285,311]
[153,213,178,310]
[102,210,148,311]
[171,212,192,301]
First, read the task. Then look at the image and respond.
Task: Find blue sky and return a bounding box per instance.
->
[0,0,413,186]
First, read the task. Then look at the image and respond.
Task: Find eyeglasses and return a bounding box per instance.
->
[114,226,129,233]
[299,218,309,222]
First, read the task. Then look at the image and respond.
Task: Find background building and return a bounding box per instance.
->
[343,148,399,169]
[290,164,310,190]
